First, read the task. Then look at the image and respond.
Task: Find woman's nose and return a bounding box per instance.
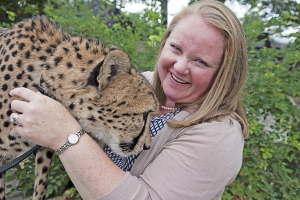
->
[173,58,189,75]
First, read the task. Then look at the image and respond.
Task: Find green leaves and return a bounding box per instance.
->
[3,0,299,199]
[224,2,300,198]
[44,0,164,72]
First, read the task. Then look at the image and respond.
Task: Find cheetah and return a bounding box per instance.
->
[0,16,159,199]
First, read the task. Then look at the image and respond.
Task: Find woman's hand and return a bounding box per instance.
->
[9,87,82,150]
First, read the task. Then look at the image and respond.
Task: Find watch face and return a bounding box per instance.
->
[68,133,79,144]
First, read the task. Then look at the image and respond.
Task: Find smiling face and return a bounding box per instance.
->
[157,15,225,106]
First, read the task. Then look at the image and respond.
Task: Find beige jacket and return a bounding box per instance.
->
[100,72,244,200]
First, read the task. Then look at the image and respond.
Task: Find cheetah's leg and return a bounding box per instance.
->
[33,147,54,200]
[0,160,5,200]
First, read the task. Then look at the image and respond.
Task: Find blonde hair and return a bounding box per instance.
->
[152,0,249,137]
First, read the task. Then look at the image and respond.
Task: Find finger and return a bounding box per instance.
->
[9,87,38,102]
[11,107,17,113]
[10,113,24,126]
[11,100,29,114]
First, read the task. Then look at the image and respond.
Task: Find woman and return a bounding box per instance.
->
[10,0,248,199]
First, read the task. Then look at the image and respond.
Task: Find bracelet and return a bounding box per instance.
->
[56,129,84,155]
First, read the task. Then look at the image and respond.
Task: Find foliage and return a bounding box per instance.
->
[0,0,48,26]
[0,0,164,70]
[110,0,168,26]
[6,154,70,199]
[44,0,163,71]
[0,11,16,28]
[1,0,299,199]
[228,0,300,24]
[222,4,300,200]
[5,157,35,197]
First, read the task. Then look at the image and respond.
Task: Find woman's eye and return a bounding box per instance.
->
[171,45,181,52]
[197,59,208,67]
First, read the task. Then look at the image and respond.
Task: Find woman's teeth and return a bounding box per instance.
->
[171,73,188,84]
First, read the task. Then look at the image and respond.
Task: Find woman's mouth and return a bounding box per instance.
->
[171,73,188,84]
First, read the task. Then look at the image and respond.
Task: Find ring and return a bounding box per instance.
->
[11,114,19,125]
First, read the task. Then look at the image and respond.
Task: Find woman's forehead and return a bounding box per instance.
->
[167,15,225,68]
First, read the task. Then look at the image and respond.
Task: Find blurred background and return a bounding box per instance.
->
[0,0,299,199]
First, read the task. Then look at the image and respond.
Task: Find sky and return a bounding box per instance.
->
[167,0,250,20]
[123,0,250,23]
[123,0,300,22]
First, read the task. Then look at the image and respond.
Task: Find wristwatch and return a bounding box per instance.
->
[56,129,84,155]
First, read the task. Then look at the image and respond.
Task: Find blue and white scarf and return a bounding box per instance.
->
[104,111,179,171]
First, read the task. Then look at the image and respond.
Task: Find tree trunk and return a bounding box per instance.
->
[159,0,168,26]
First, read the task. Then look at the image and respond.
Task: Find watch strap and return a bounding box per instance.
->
[56,129,84,155]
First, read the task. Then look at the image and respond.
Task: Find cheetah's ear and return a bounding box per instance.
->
[97,49,131,91]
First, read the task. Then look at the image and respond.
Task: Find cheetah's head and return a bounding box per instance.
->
[60,48,159,156]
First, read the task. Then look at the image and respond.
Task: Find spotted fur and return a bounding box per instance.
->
[0,16,158,199]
